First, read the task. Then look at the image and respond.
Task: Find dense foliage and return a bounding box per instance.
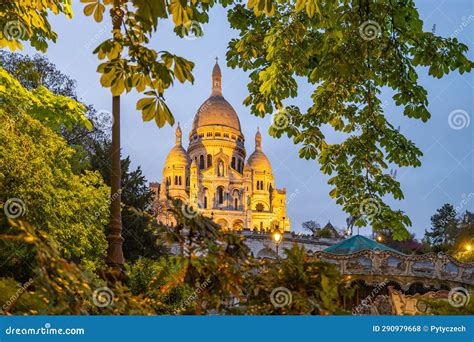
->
[1,204,350,315]
[0,0,72,51]
[424,204,460,252]
[0,221,156,315]
[0,52,166,262]
[0,69,110,272]
[422,204,473,262]
[226,0,473,239]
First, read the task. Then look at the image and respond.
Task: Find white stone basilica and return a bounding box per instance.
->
[153,61,290,232]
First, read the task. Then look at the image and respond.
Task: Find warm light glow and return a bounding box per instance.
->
[376,236,383,242]
[467,245,472,252]
[273,232,282,244]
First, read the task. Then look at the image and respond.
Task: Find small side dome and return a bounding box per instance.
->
[165,124,189,167]
[247,128,272,173]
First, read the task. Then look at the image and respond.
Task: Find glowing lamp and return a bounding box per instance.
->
[273,232,282,244]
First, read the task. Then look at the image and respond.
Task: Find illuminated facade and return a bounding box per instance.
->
[153,61,289,232]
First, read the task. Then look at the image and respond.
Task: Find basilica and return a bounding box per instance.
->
[153,61,290,232]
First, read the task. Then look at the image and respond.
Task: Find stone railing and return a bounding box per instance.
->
[236,230,343,246]
[309,249,474,288]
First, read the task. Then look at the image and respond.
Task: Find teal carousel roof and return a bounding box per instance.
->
[324,235,404,255]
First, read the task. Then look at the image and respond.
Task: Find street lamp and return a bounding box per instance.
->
[272,230,283,258]
[466,244,472,252]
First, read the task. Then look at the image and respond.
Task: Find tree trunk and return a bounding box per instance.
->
[105,0,125,279]
[106,94,125,275]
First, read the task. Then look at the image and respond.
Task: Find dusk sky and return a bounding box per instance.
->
[23,0,473,238]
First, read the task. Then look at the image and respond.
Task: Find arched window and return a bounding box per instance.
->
[174,176,178,185]
[179,176,182,185]
[233,189,240,210]
[203,188,209,209]
[256,203,264,212]
[217,186,224,205]
[237,159,241,172]
[199,155,205,169]
[207,154,212,168]
[231,157,236,169]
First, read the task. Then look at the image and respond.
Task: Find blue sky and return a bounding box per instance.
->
[23,0,473,238]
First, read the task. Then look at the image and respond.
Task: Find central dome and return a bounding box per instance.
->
[192,61,241,132]
[192,95,241,131]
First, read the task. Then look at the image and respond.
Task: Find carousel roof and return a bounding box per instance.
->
[324,235,404,255]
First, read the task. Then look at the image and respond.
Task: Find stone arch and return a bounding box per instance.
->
[232,219,244,231]
[216,218,228,229]
[256,247,277,259]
